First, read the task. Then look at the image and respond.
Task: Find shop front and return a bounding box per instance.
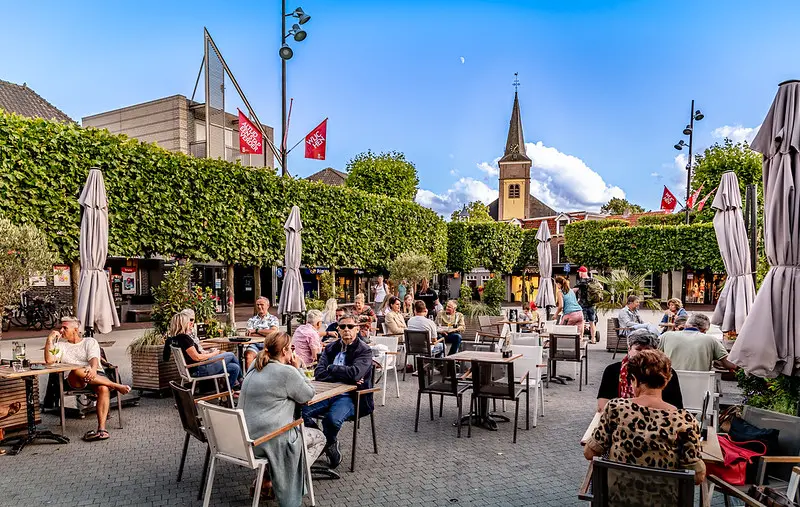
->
[683,269,726,306]
[509,273,540,304]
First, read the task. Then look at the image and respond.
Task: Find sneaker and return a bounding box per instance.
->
[325,441,342,469]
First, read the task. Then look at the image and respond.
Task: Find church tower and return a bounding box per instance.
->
[497,88,532,221]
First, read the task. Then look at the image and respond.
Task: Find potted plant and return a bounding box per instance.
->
[127,329,178,393]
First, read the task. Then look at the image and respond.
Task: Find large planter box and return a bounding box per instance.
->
[0,377,40,431]
[130,345,180,393]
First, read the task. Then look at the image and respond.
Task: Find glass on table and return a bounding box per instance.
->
[11,361,22,373]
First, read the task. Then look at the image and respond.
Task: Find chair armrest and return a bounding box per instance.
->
[252,419,304,447]
[707,475,764,506]
[356,387,382,396]
[476,331,504,340]
[578,462,593,501]
[519,370,530,383]
[385,351,399,355]
[186,356,225,368]
[195,392,231,403]
[758,456,800,464]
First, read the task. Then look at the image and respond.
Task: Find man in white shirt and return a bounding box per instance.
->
[44,317,131,442]
[372,275,388,313]
[407,300,443,356]
[244,297,280,370]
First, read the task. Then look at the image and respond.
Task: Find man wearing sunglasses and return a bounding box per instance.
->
[302,313,374,469]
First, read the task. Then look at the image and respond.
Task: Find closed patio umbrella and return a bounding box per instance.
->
[535,225,556,313]
[76,167,120,335]
[277,206,306,321]
[729,80,800,377]
[711,171,756,333]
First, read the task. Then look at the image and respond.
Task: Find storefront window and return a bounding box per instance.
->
[510,274,540,303]
[684,270,726,305]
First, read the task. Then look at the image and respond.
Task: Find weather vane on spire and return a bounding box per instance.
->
[513,72,520,92]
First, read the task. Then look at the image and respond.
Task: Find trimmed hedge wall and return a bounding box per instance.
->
[0,113,446,270]
[446,221,523,274]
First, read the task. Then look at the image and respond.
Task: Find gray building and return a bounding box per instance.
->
[82,94,275,169]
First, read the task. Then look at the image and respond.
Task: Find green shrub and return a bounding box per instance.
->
[736,370,800,415]
[481,276,505,314]
[151,262,219,335]
[318,272,335,302]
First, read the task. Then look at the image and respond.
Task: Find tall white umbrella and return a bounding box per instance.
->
[535,225,556,311]
[729,80,800,377]
[277,206,306,318]
[711,171,756,333]
[76,168,120,335]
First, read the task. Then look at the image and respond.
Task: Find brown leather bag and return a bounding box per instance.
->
[747,485,799,507]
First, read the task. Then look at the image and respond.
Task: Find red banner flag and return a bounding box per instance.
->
[687,184,704,209]
[696,187,716,212]
[660,186,678,212]
[238,109,263,155]
[304,119,327,160]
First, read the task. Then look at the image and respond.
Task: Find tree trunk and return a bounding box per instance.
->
[227,263,235,329]
[253,265,261,312]
[330,266,337,300]
[521,271,527,305]
[71,260,81,314]
[667,271,673,300]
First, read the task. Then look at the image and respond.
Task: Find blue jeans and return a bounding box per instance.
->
[302,393,355,445]
[194,352,241,388]
[444,333,462,355]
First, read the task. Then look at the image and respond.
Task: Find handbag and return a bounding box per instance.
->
[747,485,799,507]
[706,435,767,485]
[729,417,781,456]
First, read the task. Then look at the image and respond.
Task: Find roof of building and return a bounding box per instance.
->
[487,194,557,221]
[0,79,73,123]
[499,92,531,163]
[306,167,347,186]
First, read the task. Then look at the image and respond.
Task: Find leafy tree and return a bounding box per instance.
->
[450,201,492,222]
[0,218,57,337]
[480,276,506,315]
[150,262,219,336]
[344,150,419,201]
[387,252,433,292]
[692,139,761,197]
[601,197,645,215]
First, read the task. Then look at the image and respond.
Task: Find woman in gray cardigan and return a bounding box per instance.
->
[238,331,325,506]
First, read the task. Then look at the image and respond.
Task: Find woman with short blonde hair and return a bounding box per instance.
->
[660,297,688,331]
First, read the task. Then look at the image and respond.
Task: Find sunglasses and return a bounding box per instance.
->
[338,324,357,330]
[189,318,195,322]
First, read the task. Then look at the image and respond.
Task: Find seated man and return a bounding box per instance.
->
[659,313,738,372]
[322,306,345,343]
[407,300,443,356]
[302,313,374,469]
[244,297,280,371]
[617,295,660,336]
[434,299,464,355]
[44,317,131,442]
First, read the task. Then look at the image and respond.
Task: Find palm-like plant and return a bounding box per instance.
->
[593,270,661,311]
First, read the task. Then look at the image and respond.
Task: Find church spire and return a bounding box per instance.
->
[500,75,530,163]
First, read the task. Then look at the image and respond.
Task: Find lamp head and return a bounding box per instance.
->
[293,7,311,24]
[683,124,692,136]
[291,24,307,41]
[694,110,704,121]
[279,44,293,60]
[674,140,685,150]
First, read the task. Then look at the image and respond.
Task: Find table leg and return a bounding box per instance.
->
[58,375,66,436]
[456,399,506,431]
[0,377,70,455]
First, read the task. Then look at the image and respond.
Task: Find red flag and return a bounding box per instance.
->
[696,187,716,211]
[238,109,263,155]
[660,186,678,212]
[304,119,327,160]
[687,184,704,209]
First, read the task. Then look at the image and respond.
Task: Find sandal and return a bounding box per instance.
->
[82,429,110,442]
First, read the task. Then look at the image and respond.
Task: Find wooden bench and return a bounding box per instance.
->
[127,309,153,323]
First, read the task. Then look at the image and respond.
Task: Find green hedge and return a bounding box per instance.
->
[513,228,539,272]
[0,112,446,270]
[446,221,523,274]
[565,219,723,273]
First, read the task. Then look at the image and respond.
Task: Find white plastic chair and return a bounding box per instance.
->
[372,335,400,406]
[674,370,719,429]
[171,346,233,399]
[197,401,315,507]
[510,345,546,426]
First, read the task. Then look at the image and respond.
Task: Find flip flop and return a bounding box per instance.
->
[82,429,110,442]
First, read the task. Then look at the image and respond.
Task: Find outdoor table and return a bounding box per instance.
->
[448,351,522,431]
[204,336,261,364]
[308,381,356,406]
[0,362,79,455]
[498,320,538,333]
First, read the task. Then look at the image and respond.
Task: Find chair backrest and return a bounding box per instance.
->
[543,320,558,334]
[552,324,580,335]
[196,401,258,468]
[381,322,388,335]
[591,458,695,507]
[674,370,715,414]
[511,333,540,347]
[171,346,193,381]
[373,335,399,368]
[549,333,582,362]
[169,381,206,442]
[415,356,459,394]
[477,316,493,328]
[743,406,800,481]
[405,330,432,356]
[471,361,515,400]
[510,345,543,383]
[461,341,496,353]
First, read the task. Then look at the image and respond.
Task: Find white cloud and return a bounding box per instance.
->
[477,158,500,177]
[711,124,760,145]
[650,172,661,178]
[449,169,458,176]
[415,177,498,217]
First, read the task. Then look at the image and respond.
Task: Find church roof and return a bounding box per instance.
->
[487,195,556,221]
[499,92,531,163]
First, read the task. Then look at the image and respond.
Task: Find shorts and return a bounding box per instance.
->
[582,307,597,323]
[245,342,264,355]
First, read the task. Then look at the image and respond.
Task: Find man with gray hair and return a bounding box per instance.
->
[617,295,660,336]
[244,297,280,371]
[659,313,738,372]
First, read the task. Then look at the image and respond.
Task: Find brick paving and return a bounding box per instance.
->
[0,340,732,506]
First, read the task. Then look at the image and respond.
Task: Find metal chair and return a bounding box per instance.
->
[547,329,588,390]
[510,345,545,426]
[674,370,719,429]
[414,356,470,438]
[587,457,695,506]
[197,401,315,507]
[56,348,124,430]
[170,346,232,398]
[371,335,400,406]
[403,330,432,381]
[467,360,528,443]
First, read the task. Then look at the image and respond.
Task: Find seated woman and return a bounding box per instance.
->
[596,329,683,411]
[162,311,241,389]
[402,293,415,319]
[321,298,338,329]
[238,331,325,506]
[585,349,706,490]
[383,296,407,336]
[660,298,688,332]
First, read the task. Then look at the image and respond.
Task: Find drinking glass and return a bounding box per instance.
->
[11,361,22,373]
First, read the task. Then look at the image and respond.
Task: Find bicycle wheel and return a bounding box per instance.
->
[1,316,9,333]
[10,307,26,328]
[28,309,43,330]
[43,309,57,329]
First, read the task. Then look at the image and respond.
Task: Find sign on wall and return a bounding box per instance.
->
[53,265,71,287]
[121,267,136,295]
[29,275,46,287]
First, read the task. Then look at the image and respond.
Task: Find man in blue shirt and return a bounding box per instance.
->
[302,313,374,469]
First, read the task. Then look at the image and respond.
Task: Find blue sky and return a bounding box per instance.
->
[3,0,798,215]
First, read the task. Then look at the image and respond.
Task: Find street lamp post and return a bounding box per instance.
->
[279,3,311,177]
[674,100,704,224]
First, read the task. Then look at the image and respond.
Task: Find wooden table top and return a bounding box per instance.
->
[204,337,261,345]
[308,381,356,406]
[0,362,80,380]
[498,320,538,325]
[448,351,522,363]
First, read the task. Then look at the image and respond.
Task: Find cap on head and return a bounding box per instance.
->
[578,266,588,273]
